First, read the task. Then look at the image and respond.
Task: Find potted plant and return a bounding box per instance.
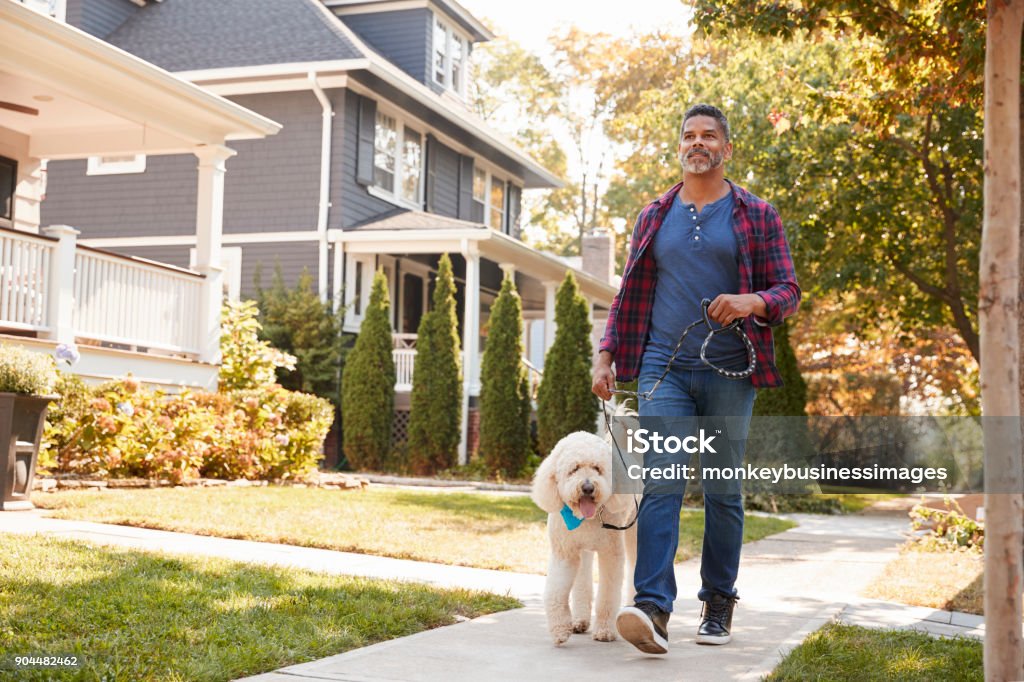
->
[0,344,59,510]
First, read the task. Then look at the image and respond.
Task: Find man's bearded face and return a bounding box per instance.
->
[679,146,725,175]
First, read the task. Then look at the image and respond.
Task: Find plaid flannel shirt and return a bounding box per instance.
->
[600,180,801,389]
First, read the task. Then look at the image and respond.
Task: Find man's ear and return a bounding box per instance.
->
[724,141,733,162]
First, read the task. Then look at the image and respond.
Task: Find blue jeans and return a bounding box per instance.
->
[634,361,756,613]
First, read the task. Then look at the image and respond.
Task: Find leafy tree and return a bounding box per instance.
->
[408,254,463,474]
[257,267,344,406]
[341,271,394,471]
[479,275,531,476]
[537,271,596,453]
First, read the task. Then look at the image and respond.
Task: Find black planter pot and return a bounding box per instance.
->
[0,393,57,511]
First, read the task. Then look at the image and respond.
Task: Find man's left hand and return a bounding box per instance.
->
[707,294,767,326]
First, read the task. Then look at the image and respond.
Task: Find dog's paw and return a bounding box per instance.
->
[572,619,590,634]
[552,625,573,646]
[592,626,617,642]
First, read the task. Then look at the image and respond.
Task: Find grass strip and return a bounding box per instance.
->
[766,622,982,681]
[34,487,796,573]
[863,545,983,615]
[0,534,520,681]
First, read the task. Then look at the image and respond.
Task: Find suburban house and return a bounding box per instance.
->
[0,0,280,389]
[36,0,619,462]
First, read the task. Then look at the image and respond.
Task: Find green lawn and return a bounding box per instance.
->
[32,486,796,574]
[767,622,982,681]
[0,535,520,682]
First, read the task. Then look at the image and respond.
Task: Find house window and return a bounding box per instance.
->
[402,129,423,204]
[0,156,15,229]
[471,165,509,231]
[432,17,468,97]
[373,112,397,192]
[86,154,146,176]
[372,110,424,208]
[490,178,506,232]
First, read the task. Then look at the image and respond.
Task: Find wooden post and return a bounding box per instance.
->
[982,2,1024,679]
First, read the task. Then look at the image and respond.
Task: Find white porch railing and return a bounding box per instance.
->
[390,332,544,397]
[0,228,53,332]
[0,225,205,358]
[73,247,203,355]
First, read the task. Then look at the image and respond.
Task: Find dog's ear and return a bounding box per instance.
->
[530,446,563,514]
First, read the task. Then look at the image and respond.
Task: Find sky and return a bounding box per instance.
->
[457,0,693,55]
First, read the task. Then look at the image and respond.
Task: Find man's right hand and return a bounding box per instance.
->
[592,351,616,401]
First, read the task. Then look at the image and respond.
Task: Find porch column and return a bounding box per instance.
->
[543,280,558,359]
[458,241,481,465]
[41,225,79,346]
[193,144,235,365]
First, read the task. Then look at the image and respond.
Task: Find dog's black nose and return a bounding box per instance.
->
[581,481,595,496]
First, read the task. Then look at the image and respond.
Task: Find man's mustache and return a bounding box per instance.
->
[687,150,710,158]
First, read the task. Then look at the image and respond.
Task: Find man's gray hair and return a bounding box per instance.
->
[681,104,731,143]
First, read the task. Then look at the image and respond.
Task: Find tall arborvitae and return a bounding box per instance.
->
[479,275,531,476]
[341,270,394,470]
[537,270,596,454]
[753,320,808,417]
[408,254,463,474]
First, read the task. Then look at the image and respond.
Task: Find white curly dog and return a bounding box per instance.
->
[531,430,639,645]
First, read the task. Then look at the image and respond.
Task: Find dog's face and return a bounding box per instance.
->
[531,431,627,519]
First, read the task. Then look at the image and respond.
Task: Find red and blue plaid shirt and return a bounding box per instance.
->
[600,180,801,389]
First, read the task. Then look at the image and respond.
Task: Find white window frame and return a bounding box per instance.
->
[431,15,469,98]
[344,253,378,333]
[368,106,425,211]
[87,154,147,176]
[473,160,509,231]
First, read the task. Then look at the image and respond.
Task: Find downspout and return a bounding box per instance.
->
[309,71,332,301]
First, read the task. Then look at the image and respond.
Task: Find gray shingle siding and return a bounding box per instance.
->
[339,9,431,84]
[221,91,325,234]
[107,245,191,269]
[65,0,138,38]
[41,156,198,238]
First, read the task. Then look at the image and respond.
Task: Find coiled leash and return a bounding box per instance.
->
[598,298,757,532]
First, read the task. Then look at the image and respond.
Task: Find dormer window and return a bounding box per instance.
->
[433,16,468,97]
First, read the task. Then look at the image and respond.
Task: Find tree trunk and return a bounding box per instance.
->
[982,2,1024,680]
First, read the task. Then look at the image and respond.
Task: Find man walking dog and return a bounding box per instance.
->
[592,104,800,653]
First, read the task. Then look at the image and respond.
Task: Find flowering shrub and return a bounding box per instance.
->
[910,499,984,552]
[0,344,58,395]
[40,377,333,483]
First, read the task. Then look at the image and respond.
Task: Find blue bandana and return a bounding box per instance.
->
[560,503,583,531]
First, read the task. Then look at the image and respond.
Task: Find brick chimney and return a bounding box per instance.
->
[581,227,615,283]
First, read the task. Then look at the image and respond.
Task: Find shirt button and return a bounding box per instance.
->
[694,235,701,241]
[691,216,697,220]
[696,226,701,230]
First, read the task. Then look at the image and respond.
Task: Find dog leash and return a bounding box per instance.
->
[597,298,757,532]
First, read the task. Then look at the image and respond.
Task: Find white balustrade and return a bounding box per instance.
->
[0,229,54,332]
[393,347,416,392]
[72,247,204,355]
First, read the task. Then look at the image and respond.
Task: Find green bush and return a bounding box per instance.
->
[341,270,395,471]
[219,300,296,392]
[537,271,596,454]
[408,254,463,475]
[0,344,57,395]
[257,267,346,407]
[40,372,93,473]
[911,499,984,552]
[479,275,531,477]
[752,320,807,417]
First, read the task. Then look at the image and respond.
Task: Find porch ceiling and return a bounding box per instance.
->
[0,2,281,159]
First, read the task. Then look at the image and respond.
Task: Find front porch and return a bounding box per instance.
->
[330,213,617,463]
[0,1,279,388]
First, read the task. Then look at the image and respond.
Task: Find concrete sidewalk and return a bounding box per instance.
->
[3,509,965,681]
